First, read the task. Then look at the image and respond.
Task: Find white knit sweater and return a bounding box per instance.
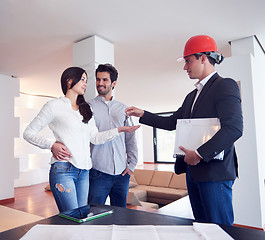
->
[23,97,119,170]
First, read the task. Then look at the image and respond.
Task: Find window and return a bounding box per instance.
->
[153,112,176,163]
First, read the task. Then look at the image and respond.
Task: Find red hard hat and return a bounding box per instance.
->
[183,35,218,58]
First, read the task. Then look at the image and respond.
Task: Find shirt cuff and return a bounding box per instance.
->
[115,128,120,136]
[127,165,136,173]
[195,149,203,159]
[49,141,56,150]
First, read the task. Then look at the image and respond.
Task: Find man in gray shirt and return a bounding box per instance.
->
[88,63,138,207]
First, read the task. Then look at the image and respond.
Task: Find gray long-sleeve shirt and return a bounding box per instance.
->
[89,96,138,175]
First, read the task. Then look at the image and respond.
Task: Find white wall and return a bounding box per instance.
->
[0,74,19,200]
[14,94,54,187]
[216,36,265,228]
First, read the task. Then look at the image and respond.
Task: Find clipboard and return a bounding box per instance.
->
[174,118,221,157]
[59,205,113,223]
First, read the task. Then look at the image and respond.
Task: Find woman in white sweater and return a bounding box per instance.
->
[23,67,139,212]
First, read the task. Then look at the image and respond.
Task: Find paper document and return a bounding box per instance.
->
[20,223,233,240]
[174,118,222,157]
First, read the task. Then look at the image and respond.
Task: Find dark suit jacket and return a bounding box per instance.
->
[140,73,243,182]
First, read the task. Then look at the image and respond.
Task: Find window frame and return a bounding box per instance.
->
[153,111,176,164]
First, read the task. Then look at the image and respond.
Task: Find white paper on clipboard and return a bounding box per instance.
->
[174,118,222,158]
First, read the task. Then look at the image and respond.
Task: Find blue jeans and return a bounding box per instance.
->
[49,162,89,213]
[88,168,130,208]
[186,167,234,226]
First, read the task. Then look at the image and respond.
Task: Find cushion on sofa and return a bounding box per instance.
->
[127,191,159,209]
[139,201,159,209]
[134,185,188,200]
[147,187,188,200]
[133,169,154,185]
[127,169,188,208]
[129,181,138,188]
[149,171,173,188]
[129,175,138,188]
[128,188,147,201]
[168,173,187,190]
[127,191,142,206]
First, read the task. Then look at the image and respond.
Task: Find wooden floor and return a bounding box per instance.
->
[0,163,173,218]
[1,182,58,218]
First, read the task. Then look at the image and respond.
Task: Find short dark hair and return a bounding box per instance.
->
[194,53,216,66]
[95,64,118,83]
[194,51,225,66]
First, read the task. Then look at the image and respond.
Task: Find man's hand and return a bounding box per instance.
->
[51,142,72,161]
[179,146,201,166]
[122,168,133,176]
[118,125,140,133]
[125,107,144,118]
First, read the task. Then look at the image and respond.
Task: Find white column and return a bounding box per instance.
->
[72,35,114,101]
[73,36,143,166]
[216,35,265,228]
[0,74,19,200]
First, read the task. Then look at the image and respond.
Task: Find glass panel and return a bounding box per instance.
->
[153,112,175,163]
[156,128,175,163]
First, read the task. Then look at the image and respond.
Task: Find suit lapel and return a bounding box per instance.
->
[191,73,219,117]
[188,89,198,118]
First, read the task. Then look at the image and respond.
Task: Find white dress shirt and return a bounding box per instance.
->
[193,72,224,160]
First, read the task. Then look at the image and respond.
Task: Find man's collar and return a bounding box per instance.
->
[194,71,216,91]
[96,95,113,102]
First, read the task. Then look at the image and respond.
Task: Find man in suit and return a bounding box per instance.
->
[126,35,243,226]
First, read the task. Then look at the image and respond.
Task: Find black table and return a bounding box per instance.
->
[1,205,264,240]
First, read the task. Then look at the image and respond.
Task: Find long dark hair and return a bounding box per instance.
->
[61,67,92,123]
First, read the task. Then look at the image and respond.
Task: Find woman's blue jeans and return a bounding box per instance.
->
[49,162,89,213]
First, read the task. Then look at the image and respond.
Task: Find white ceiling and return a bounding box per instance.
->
[1,0,265,108]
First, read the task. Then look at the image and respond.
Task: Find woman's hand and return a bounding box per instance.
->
[51,142,72,161]
[118,125,140,133]
[125,106,144,117]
